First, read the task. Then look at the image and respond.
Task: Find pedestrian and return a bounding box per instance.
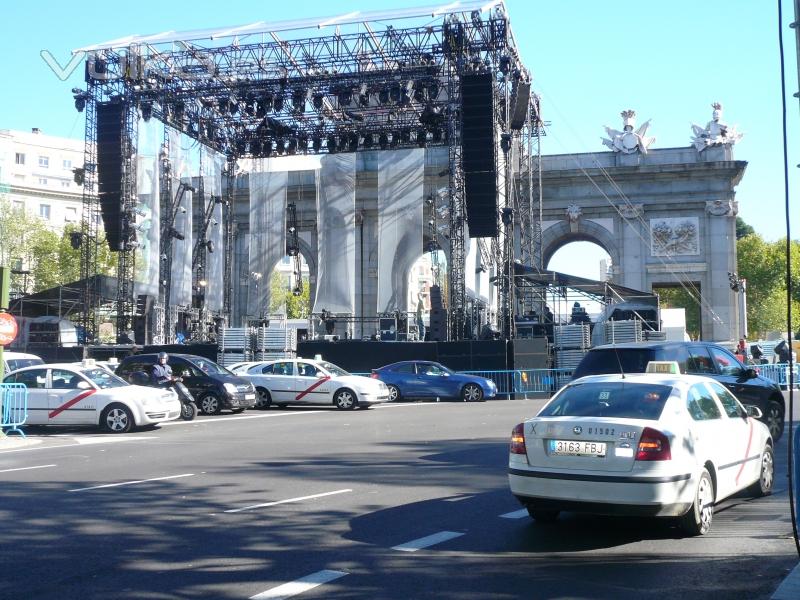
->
[735,338,749,363]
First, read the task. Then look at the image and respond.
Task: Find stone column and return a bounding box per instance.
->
[705,199,739,341]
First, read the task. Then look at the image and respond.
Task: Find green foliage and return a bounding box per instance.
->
[654,285,701,340]
[736,217,755,240]
[284,280,310,319]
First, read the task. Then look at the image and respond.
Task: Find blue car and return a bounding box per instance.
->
[372,361,497,402]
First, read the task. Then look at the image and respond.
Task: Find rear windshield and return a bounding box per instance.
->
[6,358,44,372]
[540,382,673,420]
[573,349,656,378]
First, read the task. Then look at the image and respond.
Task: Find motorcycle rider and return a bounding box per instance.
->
[151,352,175,387]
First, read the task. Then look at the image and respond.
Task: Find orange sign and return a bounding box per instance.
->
[0,313,18,346]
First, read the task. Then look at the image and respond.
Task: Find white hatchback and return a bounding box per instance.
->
[4,363,181,433]
[508,370,774,535]
[238,359,390,410]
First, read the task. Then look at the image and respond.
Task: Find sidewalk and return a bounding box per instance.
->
[772,561,800,599]
[0,434,41,451]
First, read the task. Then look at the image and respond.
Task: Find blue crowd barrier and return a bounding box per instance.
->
[755,363,799,389]
[1,383,28,437]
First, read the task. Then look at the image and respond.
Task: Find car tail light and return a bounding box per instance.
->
[636,427,671,461]
[370,371,379,379]
[510,423,527,455]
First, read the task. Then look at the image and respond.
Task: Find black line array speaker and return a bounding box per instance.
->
[461,73,498,238]
[429,309,448,342]
[96,101,125,251]
[509,80,531,130]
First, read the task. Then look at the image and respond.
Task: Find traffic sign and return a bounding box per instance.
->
[0,313,18,346]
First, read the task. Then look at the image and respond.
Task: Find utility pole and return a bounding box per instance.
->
[0,266,10,438]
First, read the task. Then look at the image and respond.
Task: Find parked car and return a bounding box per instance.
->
[571,342,786,440]
[371,360,497,402]
[238,358,389,410]
[509,366,773,536]
[2,351,44,375]
[3,363,180,433]
[115,353,256,415]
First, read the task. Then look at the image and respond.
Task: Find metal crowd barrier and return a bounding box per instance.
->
[755,363,799,389]
[1,383,28,437]
[461,368,574,399]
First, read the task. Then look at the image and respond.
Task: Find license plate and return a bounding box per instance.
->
[244,394,255,400]
[549,439,607,457]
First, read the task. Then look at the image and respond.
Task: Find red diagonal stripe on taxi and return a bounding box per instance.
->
[49,390,96,419]
[735,418,754,486]
[295,376,331,401]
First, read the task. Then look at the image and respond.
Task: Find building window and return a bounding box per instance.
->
[38,177,48,186]
[63,159,72,170]
[38,156,49,168]
[12,201,24,212]
[39,204,51,219]
[15,153,25,165]
[13,174,24,181]
[61,180,71,188]
[65,207,78,222]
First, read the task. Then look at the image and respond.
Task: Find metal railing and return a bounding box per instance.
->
[1,383,28,437]
[461,368,574,398]
[755,363,799,389]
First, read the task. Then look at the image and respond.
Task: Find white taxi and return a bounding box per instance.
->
[4,363,181,433]
[508,363,774,536]
[238,359,390,410]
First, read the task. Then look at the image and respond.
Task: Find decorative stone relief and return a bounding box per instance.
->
[618,203,644,219]
[565,204,582,232]
[650,217,700,256]
[602,110,656,154]
[705,199,738,217]
[691,102,743,152]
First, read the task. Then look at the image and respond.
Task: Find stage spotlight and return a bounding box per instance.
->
[337,88,352,106]
[293,286,302,297]
[140,102,152,121]
[292,89,306,110]
[363,133,374,148]
[205,240,215,253]
[276,139,286,155]
[74,96,86,112]
[344,110,364,122]
[70,231,83,250]
[312,93,324,110]
[273,95,284,112]
[348,132,359,152]
[428,81,440,100]
[263,139,274,155]
[229,99,239,115]
[168,227,185,241]
[298,136,309,151]
[257,95,272,117]
[414,87,426,103]
[339,134,349,149]
[389,84,401,103]
[378,87,390,104]
[236,139,248,155]
[250,139,262,155]
[432,128,444,143]
[390,131,400,147]
[311,137,322,152]
[400,129,412,143]
[416,129,427,147]
[499,55,511,74]
[326,136,337,153]
[287,138,298,155]
[378,133,389,149]
[359,93,370,107]
[72,167,85,186]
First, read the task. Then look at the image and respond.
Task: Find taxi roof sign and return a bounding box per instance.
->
[645,361,681,375]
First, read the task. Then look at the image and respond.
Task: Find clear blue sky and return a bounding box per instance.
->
[1,0,797,277]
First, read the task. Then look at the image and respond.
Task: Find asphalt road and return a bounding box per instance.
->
[0,399,798,600]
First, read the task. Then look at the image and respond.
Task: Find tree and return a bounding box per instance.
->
[654,286,701,340]
[284,279,310,319]
[736,217,755,240]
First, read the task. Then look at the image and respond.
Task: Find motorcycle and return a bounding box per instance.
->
[170,377,198,421]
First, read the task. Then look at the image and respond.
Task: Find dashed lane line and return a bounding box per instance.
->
[249,569,348,600]
[499,508,529,519]
[0,464,56,474]
[391,530,465,552]
[68,473,195,492]
[161,411,326,426]
[224,489,353,514]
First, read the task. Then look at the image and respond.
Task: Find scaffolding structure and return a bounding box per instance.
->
[73,1,540,342]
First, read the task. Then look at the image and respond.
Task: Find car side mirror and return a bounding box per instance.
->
[76,381,92,390]
[744,405,763,419]
[744,368,758,379]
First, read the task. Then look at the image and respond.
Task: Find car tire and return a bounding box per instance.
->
[101,403,134,434]
[461,383,484,402]
[680,468,715,536]
[387,384,401,402]
[334,388,358,410]
[764,399,784,441]
[749,445,774,497]
[199,393,222,415]
[255,387,272,409]
[526,507,559,523]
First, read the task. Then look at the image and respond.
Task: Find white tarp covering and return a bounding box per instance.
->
[133,118,160,297]
[313,153,356,315]
[248,160,288,317]
[202,149,226,312]
[376,148,424,313]
[168,129,193,307]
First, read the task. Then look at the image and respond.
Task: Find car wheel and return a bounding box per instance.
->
[526,507,559,523]
[680,468,715,536]
[334,388,358,410]
[101,403,134,434]
[199,393,222,415]
[461,383,484,402]
[256,387,272,409]
[749,445,774,497]
[764,400,784,441]
[387,384,401,402]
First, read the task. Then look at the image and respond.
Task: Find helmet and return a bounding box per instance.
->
[158,351,169,361]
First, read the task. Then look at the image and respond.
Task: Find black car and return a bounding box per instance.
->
[116,353,256,415]
[572,342,786,440]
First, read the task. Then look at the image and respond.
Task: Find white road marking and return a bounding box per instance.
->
[161,411,326,426]
[0,437,154,454]
[225,489,352,513]
[499,509,529,519]
[0,464,56,474]
[443,495,474,502]
[250,570,348,600]
[68,473,194,492]
[391,530,464,552]
[374,403,442,409]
